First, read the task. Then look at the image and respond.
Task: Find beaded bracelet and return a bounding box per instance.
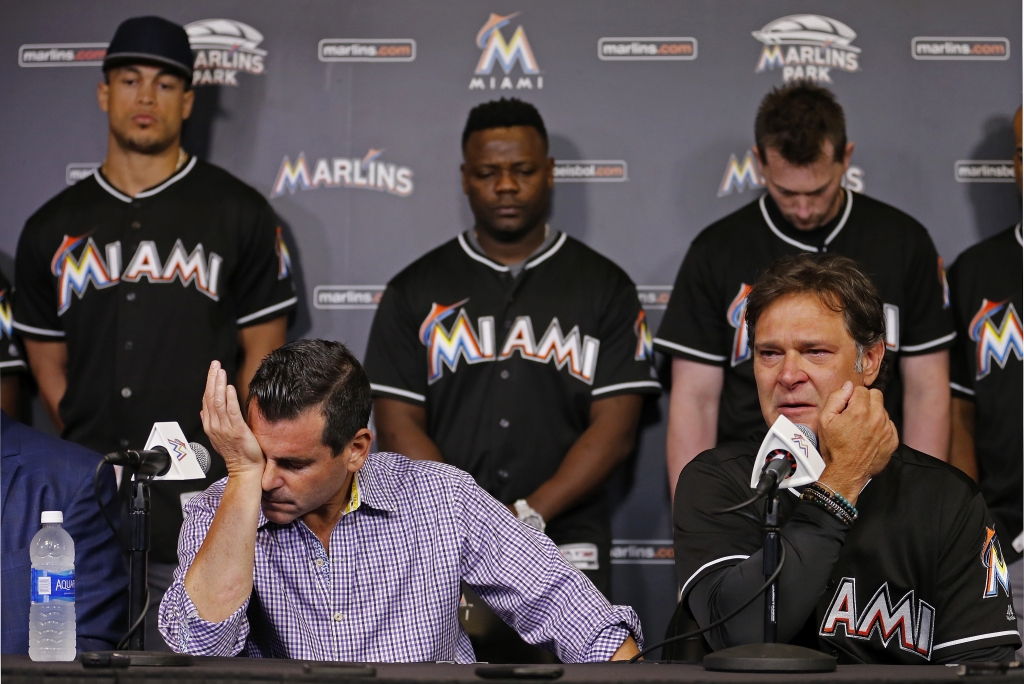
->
[800,484,858,526]
[807,483,858,519]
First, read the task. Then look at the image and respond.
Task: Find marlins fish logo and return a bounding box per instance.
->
[634,309,653,361]
[275,227,292,280]
[51,234,119,315]
[727,284,753,366]
[981,527,1011,599]
[475,12,539,75]
[969,299,1022,380]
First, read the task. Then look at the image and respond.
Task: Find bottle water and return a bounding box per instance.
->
[29,511,76,661]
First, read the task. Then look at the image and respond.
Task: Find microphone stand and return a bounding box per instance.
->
[703,479,835,673]
[128,479,151,651]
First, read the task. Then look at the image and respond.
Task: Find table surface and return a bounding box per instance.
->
[4,655,1023,684]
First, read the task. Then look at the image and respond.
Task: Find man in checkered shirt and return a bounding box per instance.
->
[158,339,642,661]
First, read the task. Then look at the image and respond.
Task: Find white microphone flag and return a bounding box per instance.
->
[749,414,826,490]
[144,422,207,481]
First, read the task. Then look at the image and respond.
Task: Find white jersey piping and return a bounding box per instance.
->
[901,331,957,353]
[370,384,426,402]
[235,297,298,325]
[592,380,662,396]
[12,321,65,337]
[758,188,853,252]
[933,630,1021,651]
[653,337,727,362]
[93,155,198,203]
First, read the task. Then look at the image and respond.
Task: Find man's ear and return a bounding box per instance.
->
[343,428,373,473]
[841,141,855,171]
[460,162,470,196]
[97,81,110,113]
[181,87,195,120]
[860,340,886,386]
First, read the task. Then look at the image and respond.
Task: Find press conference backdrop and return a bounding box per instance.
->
[2,1,1020,641]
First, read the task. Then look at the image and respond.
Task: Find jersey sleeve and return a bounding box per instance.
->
[0,271,29,375]
[673,453,763,599]
[945,256,975,400]
[363,282,428,405]
[654,236,730,365]
[589,271,661,399]
[231,203,297,328]
[930,489,1021,661]
[898,228,956,355]
[13,221,65,340]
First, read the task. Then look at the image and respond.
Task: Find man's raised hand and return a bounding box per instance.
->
[201,360,265,478]
[818,381,899,505]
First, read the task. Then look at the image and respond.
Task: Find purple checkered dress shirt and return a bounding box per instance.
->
[158,452,642,662]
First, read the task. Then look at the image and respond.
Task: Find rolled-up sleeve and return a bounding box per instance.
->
[454,474,642,662]
[158,481,251,656]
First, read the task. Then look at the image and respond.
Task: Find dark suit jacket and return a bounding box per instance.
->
[1,412,127,653]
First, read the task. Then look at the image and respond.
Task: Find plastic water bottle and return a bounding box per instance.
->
[29,511,76,661]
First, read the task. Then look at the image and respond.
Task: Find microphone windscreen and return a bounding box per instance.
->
[189,442,212,474]
[795,423,818,449]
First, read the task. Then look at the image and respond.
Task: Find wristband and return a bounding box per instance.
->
[801,485,857,526]
[513,499,546,533]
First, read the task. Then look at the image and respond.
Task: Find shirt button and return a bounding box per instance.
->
[120,439,130,448]
[504,319,512,329]
[121,387,133,398]
[124,341,134,351]
[315,558,325,568]
[496,469,509,480]
[500,370,510,380]
[131,201,141,209]
[499,419,510,428]
[130,220,141,229]
[126,292,136,301]
[332,612,343,621]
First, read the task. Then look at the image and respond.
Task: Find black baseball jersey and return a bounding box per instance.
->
[675,434,1021,664]
[13,157,297,563]
[655,190,955,441]
[0,271,28,377]
[948,223,1023,562]
[364,231,661,551]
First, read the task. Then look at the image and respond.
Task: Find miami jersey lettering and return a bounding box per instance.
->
[420,300,600,385]
[51,234,223,314]
[820,577,935,660]
[969,299,1022,380]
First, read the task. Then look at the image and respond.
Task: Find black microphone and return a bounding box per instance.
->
[104,442,212,478]
[751,423,818,497]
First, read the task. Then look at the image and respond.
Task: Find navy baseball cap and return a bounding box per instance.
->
[103,16,193,85]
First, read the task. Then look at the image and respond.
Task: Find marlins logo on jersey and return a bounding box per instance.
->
[981,527,1011,599]
[419,299,600,385]
[727,284,753,366]
[820,578,935,660]
[634,310,653,361]
[50,234,224,314]
[275,227,292,280]
[0,288,14,339]
[969,299,1022,380]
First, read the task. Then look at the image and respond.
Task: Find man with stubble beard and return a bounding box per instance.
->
[364,98,660,661]
[14,16,296,649]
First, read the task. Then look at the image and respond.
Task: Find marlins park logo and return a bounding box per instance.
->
[271,150,414,198]
[186,19,267,86]
[753,14,860,83]
[469,12,543,91]
[718,150,864,197]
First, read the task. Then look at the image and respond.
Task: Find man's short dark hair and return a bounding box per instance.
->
[461,97,548,150]
[755,82,847,165]
[246,339,372,455]
[745,254,889,384]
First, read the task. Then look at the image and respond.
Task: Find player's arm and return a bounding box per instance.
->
[184,361,265,622]
[667,358,722,502]
[524,393,642,523]
[899,349,950,460]
[236,316,287,404]
[372,398,443,462]
[948,396,978,480]
[23,339,68,432]
[1,375,20,418]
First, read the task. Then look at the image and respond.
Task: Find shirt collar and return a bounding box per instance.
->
[759,188,853,252]
[93,155,197,203]
[256,453,397,530]
[0,411,19,458]
[457,225,566,272]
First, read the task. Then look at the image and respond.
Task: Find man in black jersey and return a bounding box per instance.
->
[13,17,296,649]
[673,254,1019,664]
[364,98,660,660]
[0,270,29,419]
[948,106,1023,648]
[657,83,954,497]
